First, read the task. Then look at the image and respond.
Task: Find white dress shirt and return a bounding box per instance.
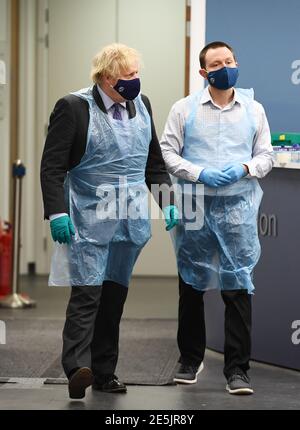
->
[97,84,128,121]
[160,86,274,183]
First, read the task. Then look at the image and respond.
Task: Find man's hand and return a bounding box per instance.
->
[199,168,231,188]
[163,205,179,231]
[221,164,247,184]
[50,215,75,244]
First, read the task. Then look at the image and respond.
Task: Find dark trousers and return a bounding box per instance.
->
[62,281,128,382]
[177,275,252,379]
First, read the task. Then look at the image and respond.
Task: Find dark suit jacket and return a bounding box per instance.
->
[40,85,174,219]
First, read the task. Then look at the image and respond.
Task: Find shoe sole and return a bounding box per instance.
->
[226,384,254,395]
[68,367,94,399]
[174,362,204,384]
[100,386,127,394]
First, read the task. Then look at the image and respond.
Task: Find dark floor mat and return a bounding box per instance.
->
[0,318,178,386]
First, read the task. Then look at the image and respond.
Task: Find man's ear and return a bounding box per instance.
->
[105,74,117,87]
[199,69,207,79]
[105,74,112,84]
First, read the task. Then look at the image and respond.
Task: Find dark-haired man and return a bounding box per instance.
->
[160,41,274,394]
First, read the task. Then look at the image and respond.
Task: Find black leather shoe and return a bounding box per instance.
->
[92,376,127,393]
[68,367,94,399]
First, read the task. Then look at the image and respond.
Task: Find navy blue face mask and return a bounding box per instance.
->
[207,66,239,90]
[113,77,141,100]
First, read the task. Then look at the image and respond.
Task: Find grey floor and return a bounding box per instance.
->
[0,275,299,410]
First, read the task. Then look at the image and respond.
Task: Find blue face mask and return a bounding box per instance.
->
[207,66,239,90]
[113,77,141,100]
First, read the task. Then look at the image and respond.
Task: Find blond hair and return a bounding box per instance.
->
[91,43,141,84]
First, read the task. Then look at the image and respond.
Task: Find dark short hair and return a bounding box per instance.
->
[199,41,236,69]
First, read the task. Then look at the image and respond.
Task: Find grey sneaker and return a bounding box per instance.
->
[226,370,254,395]
[174,362,204,384]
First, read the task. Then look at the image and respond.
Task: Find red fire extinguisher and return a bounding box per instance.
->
[0,219,13,297]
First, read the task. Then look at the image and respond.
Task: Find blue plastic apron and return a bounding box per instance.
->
[172,88,263,294]
[49,88,152,287]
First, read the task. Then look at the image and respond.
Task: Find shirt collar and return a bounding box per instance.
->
[97,84,127,111]
[200,86,242,107]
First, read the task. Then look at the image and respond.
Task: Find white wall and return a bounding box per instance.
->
[3,0,210,278]
[48,0,117,109]
[0,0,10,222]
[6,0,211,277]
[118,0,186,137]
[117,0,186,275]
[42,0,118,274]
[18,0,37,273]
[41,0,186,276]
[189,0,206,94]
[34,0,50,274]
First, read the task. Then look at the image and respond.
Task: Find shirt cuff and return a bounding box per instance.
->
[189,165,204,182]
[49,213,68,221]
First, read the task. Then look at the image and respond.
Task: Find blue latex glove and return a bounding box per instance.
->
[222,164,247,184]
[163,205,179,231]
[50,215,75,244]
[199,168,231,188]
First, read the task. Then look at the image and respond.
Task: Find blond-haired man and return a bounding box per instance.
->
[41,43,178,399]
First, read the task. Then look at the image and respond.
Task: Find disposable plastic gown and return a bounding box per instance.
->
[171,88,263,293]
[49,88,152,287]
